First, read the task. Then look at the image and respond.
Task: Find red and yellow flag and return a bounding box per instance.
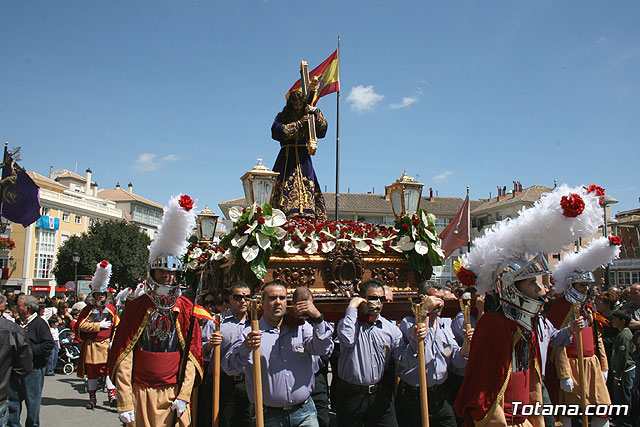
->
[286,50,339,106]
[192,304,214,321]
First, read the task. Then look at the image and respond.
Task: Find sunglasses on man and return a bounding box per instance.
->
[366,295,387,302]
[231,294,251,302]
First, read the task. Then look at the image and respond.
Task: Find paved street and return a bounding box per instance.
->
[18,373,121,427]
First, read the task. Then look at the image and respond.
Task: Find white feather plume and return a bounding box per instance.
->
[462,185,603,294]
[133,283,146,299]
[115,287,132,307]
[552,236,621,292]
[148,195,197,263]
[91,261,112,292]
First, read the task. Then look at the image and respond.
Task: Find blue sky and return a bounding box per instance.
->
[1,1,638,216]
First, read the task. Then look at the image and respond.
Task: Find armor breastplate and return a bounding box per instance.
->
[139,309,179,353]
[90,308,108,322]
[512,330,531,373]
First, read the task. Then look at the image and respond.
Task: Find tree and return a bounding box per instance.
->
[54,219,151,289]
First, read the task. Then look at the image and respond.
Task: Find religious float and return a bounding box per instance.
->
[183,58,462,321]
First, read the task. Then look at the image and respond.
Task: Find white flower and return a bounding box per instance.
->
[414,240,429,255]
[428,213,436,223]
[191,247,203,259]
[242,245,259,262]
[265,209,286,227]
[398,236,415,252]
[305,239,318,254]
[284,240,299,254]
[229,206,243,223]
[373,244,386,253]
[213,251,225,261]
[256,232,271,250]
[274,226,287,240]
[421,211,428,225]
[411,225,417,240]
[355,240,370,252]
[321,241,336,253]
[245,221,258,235]
[424,228,437,241]
[224,249,232,260]
[231,234,248,248]
[189,260,199,270]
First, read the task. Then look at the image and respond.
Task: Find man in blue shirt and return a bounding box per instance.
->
[335,279,407,427]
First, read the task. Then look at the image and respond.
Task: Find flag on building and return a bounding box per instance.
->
[439,195,470,259]
[1,152,41,228]
[286,50,339,106]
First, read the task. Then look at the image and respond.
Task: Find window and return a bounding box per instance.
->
[618,271,631,286]
[435,218,451,227]
[75,215,82,224]
[632,271,640,284]
[34,229,56,279]
[41,207,50,216]
[62,212,70,222]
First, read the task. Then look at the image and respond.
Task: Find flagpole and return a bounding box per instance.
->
[335,36,341,220]
[466,186,471,252]
[0,142,7,216]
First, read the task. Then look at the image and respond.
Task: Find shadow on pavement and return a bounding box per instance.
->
[41,396,87,408]
[58,377,86,393]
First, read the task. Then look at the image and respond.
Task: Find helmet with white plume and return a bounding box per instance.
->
[90,260,112,294]
[454,184,604,331]
[147,194,196,310]
[553,235,622,304]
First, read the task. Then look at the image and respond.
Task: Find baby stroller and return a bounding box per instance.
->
[58,329,81,375]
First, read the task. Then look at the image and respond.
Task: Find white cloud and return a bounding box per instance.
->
[134,153,180,172]
[390,96,418,109]
[433,171,453,182]
[596,36,607,45]
[347,85,384,113]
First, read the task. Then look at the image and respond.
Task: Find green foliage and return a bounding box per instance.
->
[53,219,151,289]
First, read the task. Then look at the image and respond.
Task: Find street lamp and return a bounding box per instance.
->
[196,206,219,243]
[385,171,425,219]
[72,251,80,296]
[602,195,618,287]
[240,159,280,206]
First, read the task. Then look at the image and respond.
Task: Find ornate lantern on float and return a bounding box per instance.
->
[386,171,425,219]
[196,206,219,243]
[240,159,280,206]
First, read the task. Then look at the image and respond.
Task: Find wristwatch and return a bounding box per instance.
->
[308,314,324,324]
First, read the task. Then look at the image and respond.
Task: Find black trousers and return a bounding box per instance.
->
[311,364,330,427]
[395,381,457,427]
[219,372,252,427]
[196,361,213,427]
[335,380,398,427]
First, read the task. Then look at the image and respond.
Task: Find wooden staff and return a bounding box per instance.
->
[249,299,264,427]
[411,296,430,427]
[573,302,589,427]
[459,296,472,332]
[212,313,221,427]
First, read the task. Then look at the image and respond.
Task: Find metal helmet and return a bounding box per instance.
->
[563,271,595,304]
[147,254,183,310]
[497,252,552,331]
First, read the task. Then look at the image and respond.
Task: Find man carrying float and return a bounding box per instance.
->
[75,260,118,409]
[108,195,203,426]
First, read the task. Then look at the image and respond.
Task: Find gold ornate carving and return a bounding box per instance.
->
[325,242,364,296]
[273,267,316,288]
[370,267,409,286]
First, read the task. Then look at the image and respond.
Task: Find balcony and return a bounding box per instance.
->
[40,189,122,219]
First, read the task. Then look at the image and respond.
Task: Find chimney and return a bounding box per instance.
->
[497,186,501,198]
[429,187,433,200]
[93,182,98,197]
[348,187,350,194]
[49,166,53,179]
[518,182,522,192]
[436,190,438,197]
[116,182,120,189]
[85,168,92,194]
[128,182,133,193]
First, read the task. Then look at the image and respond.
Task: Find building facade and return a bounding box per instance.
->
[98,183,164,239]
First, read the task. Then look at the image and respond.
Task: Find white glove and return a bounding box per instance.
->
[602,370,608,381]
[171,399,188,418]
[559,378,574,392]
[99,319,112,329]
[118,410,135,423]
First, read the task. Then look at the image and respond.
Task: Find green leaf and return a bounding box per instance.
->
[262,204,273,216]
[261,225,275,236]
[250,258,268,280]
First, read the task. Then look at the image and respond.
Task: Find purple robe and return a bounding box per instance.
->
[271,110,328,220]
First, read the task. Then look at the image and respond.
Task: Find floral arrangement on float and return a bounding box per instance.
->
[183,202,445,280]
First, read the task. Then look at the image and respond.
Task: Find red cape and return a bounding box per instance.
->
[454,311,541,426]
[74,303,117,378]
[107,294,203,387]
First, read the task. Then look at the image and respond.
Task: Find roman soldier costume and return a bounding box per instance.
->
[75,260,118,409]
[546,236,622,427]
[454,184,604,426]
[108,195,204,426]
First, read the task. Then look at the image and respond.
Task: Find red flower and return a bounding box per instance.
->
[257,216,265,225]
[257,207,263,214]
[412,218,420,226]
[560,193,585,218]
[179,195,194,211]
[609,235,622,246]
[456,266,477,288]
[100,260,109,268]
[401,222,409,229]
[587,184,606,206]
